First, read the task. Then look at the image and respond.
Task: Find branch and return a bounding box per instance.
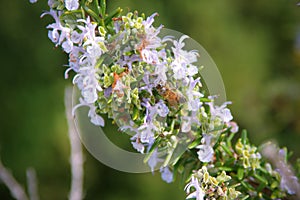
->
[65,87,84,200]
[0,158,29,200]
[26,168,39,200]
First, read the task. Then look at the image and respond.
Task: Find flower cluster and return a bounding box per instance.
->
[185,166,241,200]
[35,0,300,199]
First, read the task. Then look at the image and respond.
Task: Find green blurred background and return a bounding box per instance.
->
[0,0,300,199]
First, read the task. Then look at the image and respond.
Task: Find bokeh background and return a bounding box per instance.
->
[0,0,300,199]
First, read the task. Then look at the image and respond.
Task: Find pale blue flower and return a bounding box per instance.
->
[143,13,158,29]
[181,111,201,133]
[154,62,168,85]
[48,0,55,7]
[117,55,141,71]
[131,137,145,154]
[138,123,156,144]
[62,39,73,53]
[278,167,299,195]
[228,121,239,133]
[29,0,37,4]
[148,149,163,172]
[65,0,79,11]
[160,167,173,183]
[71,31,82,44]
[42,10,71,46]
[139,72,155,95]
[186,77,203,111]
[156,101,169,117]
[48,29,59,43]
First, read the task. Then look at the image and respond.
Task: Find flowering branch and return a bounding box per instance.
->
[65,87,84,200]
[31,0,300,199]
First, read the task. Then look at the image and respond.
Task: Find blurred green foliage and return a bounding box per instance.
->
[0,0,299,199]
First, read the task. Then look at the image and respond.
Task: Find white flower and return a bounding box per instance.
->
[171,35,199,74]
[181,116,192,133]
[88,106,104,126]
[181,111,201,133]
[196,134,214,162]
[82,87,98,104]
[131,139,145,154]
[65,0,79,11]
[72,98,105,127]
[207,100,233,123]
[185,176,205,200]
[29,0,37,4]
[173,63,187,80]
[187,64,198,76]
[196,144,214,163]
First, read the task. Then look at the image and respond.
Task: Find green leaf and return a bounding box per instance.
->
[237,167,244,180]
[188,138,201,149]
[241,129,248,145]
[132,106,139,121]
[253,172,268,185]
[221,143,233,156]
[226,132,235,149]
[241,180,255,191]
[100,0,106,16]
[104,7,123,24]
[218,166,234,171]
[82,3,101,23]
[143,138,161,163]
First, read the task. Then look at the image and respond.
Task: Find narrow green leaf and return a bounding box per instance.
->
[221,143,233,156]
[132,106,139,121]
[104,7,123,24]
[143,139,160,163]
[237,168,244,180]
[226,132,235,149]
[82,4,101,23]
[188,138,201,149]
[241,180,255,191]
[241,129,248,145]
[218,166,234,171]
[100,0,106,16]
[240,195,250,200]
[253,172,268,185]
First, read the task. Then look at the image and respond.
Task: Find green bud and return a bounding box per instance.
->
[98,26,106,37]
